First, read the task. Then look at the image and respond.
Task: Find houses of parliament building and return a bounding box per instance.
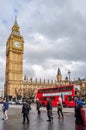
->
[4,18,86,100]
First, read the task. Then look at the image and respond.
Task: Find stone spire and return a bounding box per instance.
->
[11,16,20,36]
[57,67,61,75]
[14,16,18,27]
[56,67,62,82]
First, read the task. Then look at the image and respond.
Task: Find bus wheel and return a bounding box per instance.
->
[63,102,66,107]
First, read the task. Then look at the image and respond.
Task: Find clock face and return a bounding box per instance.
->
[14,41,20,48]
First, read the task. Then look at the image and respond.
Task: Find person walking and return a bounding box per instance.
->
[57,101,64,119]
[2,98,9,120]
[22,100,30,124]
[26,98,32,112]
[75,100,86,130]
[36,98,41,115]
[46,98,53,122]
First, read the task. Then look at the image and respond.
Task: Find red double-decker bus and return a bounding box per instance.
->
[36,84,80,107]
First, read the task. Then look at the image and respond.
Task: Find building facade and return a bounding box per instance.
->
[4,18,86,100]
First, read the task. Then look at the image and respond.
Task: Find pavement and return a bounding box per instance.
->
[10,103,75,113]
[0,103,75,130]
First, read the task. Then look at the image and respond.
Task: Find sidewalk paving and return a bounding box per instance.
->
[0,104,75,130]
[9,103,75,114]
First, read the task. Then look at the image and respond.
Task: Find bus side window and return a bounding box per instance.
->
[50,97,55,101]
[68,96,71,101]
[68,96,74,101]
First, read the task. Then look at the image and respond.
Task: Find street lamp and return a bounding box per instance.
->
[68,70,71,81]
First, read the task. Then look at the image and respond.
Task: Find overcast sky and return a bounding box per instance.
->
[0,0,86,90]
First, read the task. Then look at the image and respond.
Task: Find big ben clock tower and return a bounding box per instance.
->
[4,17,24,99]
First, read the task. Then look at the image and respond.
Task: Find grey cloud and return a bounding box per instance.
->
[1,0,86,88]
[23,64,36,78]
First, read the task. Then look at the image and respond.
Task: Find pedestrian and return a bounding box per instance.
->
[46,98,53,122]
[28,99,32,110]
[75,100,86,130]
[36,98,41,115]
[22,100,30,124]
[2,98,9,120]
[57,101,64,119]
[26,98,32,112]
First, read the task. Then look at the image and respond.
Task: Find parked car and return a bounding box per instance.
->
[9,101,16,105]
[16,100,22,105]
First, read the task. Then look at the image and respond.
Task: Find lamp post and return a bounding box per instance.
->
[68,70,71,81]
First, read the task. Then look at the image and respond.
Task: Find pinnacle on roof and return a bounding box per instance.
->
[11,16,20,36]
[57,67,61,75]
[14,16,19,27]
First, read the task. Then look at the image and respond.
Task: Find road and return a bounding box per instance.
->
[0,104,75,130]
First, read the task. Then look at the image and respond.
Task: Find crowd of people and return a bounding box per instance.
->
[1,96,86,130]
[21,97,64,124]
[1,97,63,123]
